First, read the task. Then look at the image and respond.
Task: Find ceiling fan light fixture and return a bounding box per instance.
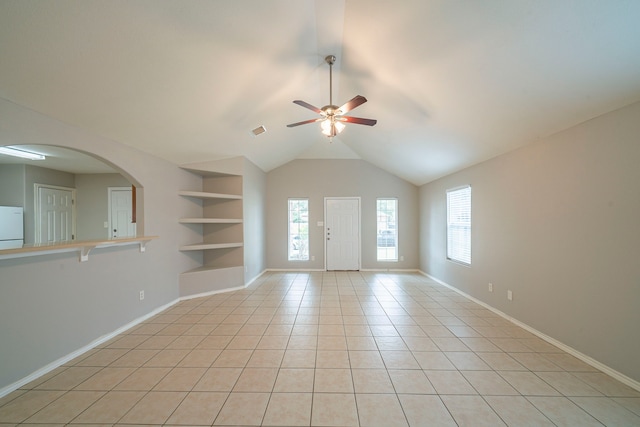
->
[320,118,345,137]
[287,54,376,139]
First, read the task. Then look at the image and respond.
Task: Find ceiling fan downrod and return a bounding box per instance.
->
[323,55,341,140]
[326,55,336,109]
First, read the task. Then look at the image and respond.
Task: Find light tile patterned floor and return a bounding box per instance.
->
[1,271,639,426]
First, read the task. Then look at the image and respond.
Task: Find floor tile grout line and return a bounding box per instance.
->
[2,272,639,426]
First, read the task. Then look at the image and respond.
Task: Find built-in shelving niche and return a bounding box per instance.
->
[178,171,244,296]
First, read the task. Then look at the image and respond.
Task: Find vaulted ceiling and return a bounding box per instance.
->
[1,0,640,185]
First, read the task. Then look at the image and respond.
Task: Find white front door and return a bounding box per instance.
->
[36,185,75,244]
[325,197,360,270]
[108,187,136,239]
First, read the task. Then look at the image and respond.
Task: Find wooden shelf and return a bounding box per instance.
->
[179,190,242,200]
[179,218,242,224]
[179,242,243,251]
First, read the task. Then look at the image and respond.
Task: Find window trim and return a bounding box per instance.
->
[446,185,471,266]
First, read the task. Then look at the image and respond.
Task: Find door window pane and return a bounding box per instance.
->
[377,198,398,261]
[288,199,309,261]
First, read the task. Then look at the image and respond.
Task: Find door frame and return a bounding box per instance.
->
[324,196,361,271]
[107,186,136,240]
[34,183,77,244]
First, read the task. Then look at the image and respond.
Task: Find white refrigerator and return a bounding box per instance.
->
[0,206,24,249]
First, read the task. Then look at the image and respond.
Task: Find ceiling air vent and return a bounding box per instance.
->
[251,125,266,136]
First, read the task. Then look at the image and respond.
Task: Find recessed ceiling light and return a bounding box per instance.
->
[251,125,267,136]
[0,146,46,160]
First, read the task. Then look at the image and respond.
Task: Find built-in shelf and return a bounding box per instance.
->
[179,218,243,224]
[178,190,242,200]
[0,236,158,262]
[179,242,243,251]
[178,170,245,297]
[181,265,243,275]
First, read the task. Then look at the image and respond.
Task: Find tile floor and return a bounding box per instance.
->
[1,271,639,426]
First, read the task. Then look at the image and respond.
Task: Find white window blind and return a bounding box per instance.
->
[447,186,471,265]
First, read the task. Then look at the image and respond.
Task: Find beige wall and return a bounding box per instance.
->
[419,101,640,382]
[243,158,267,282]
[3,86,637,393]
[0,164,25,207]
[75,173,132,240]
[0,98,201,391]
[267,159,419,270]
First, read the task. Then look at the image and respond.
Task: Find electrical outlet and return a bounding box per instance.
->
[488,283,493,292]
[507,290,513,301]
[400,255,404,261]
[311,255,315,261]
[139,291,144,301]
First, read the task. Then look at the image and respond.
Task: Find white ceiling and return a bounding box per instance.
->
[1,0,639,185]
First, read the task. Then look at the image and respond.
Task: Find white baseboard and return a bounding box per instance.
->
[265,268,421,273]
[0,298,179,399]
[178,284,247,301]
[245,269,267,287]
[6,269,636,400]
[419,270,640,392]
[0,270,272,399]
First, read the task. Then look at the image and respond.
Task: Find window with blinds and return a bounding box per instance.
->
[446,186,471,265]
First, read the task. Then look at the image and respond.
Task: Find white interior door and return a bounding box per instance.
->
[109,187,136,239]
[325,197,360,270]
[36,185,75,244]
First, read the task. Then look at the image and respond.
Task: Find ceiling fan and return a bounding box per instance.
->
[287,55,377,139]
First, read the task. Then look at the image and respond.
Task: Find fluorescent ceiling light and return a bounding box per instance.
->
[0,146,46,160]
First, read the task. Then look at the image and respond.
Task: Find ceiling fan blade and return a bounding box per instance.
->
[293,100,323,114]
[338,95,367,114]
[286,118,323,128]
[338,116,377,126]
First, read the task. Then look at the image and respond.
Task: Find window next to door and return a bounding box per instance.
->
[288,198,309,261]
[446,185,471,265]
[377,198,398,261]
